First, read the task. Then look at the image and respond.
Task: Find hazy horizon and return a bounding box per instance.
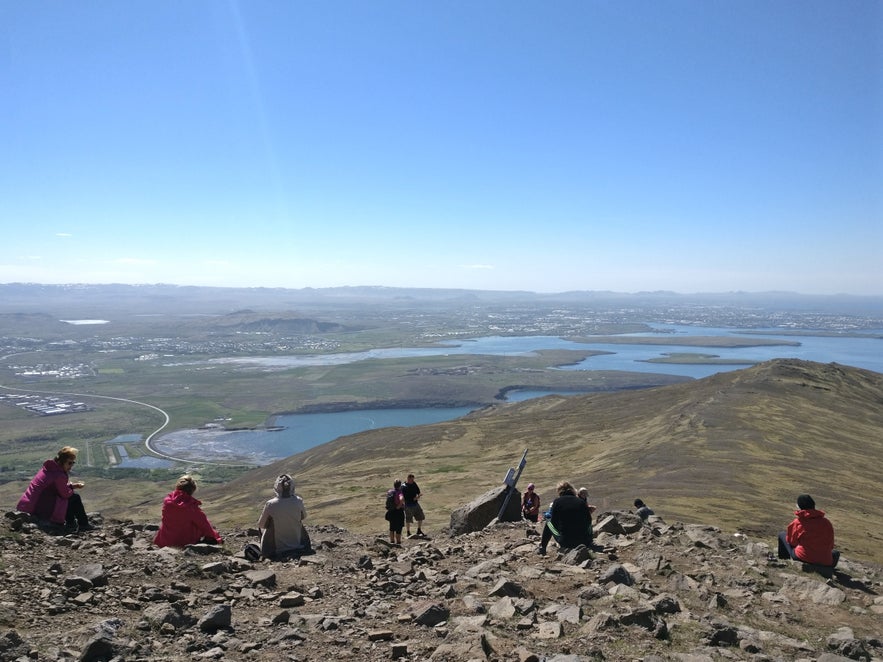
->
[3,280,883,300]
[3,2,880,295]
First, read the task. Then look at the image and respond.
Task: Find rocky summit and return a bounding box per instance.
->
[1,510,881,662]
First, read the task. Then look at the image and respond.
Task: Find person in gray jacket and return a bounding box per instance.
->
[258,474,309,559]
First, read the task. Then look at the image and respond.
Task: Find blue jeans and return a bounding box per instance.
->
[777,531,840,567]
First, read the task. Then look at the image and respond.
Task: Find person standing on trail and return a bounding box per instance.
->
[385,479,405,545]
[402,473,426,537]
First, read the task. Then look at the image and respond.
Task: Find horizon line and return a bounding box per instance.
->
[1,281,881,299]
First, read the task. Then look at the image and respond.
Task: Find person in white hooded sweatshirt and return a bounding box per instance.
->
[258,474,308,559]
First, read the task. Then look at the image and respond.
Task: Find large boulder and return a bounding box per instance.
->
[449,486,522,535]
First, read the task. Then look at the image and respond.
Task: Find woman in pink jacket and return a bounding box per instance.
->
[17,446,93,531]
[153,475,223,548]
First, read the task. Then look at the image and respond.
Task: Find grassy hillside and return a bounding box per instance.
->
[195,359,883,565]
[6,358,879,565]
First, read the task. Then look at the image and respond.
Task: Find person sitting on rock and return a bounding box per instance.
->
[258,474,310,559]
[537,481,592,556]
[633,498,654,520]
[521,483,541,522]
[777,493,839,567]
[153,475,222,548]
[577,487,598,515]
[16,446,94,532]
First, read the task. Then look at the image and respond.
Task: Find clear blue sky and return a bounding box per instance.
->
[2,1,881,295]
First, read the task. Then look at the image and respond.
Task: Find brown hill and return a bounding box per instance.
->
[200,359,883,565]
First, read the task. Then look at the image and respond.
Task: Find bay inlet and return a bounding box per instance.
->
[141,326,882,467]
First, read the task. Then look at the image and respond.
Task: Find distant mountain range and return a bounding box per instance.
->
[1,282,881,317]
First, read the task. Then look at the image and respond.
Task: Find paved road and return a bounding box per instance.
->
[0,381,198,464]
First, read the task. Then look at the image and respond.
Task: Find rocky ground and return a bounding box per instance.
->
[1,510,881,662]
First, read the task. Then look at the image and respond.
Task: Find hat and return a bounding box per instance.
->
[796,494,815,510]
[527,483,535,490]
[274,474,293,498]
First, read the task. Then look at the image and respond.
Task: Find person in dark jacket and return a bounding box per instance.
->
[633,498,655,520]
[537,481,592,555]
[16,446,93,532]
[777,494,839,567]
[153,475,222,548]
[385,479,405,545]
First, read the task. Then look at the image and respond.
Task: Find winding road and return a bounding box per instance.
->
[0,381,203,465]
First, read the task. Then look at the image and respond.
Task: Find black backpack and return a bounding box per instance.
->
[385,490,396,512]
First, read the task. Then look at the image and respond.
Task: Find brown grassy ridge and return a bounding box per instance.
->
[177,358,883,565]
[8,359,875,564]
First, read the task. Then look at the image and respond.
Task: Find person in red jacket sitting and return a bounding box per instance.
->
[777,494,839,567]
[153,475,222,548]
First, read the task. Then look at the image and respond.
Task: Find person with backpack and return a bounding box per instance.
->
[521,483,541,522]
[384,479,405,545]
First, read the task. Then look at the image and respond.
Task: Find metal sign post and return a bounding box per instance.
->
[498,449,528,521]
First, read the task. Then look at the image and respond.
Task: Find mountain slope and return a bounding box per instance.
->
[200,359,883,564]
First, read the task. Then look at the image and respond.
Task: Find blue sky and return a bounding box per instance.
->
[2,1,881,295]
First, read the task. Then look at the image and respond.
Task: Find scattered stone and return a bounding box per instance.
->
[279,592,305,607]
[368,629,394,641]
[413,602,449,627]
[599,563,634,585]
[488,578,524,598]
[198,604,232,633]
[779,574,846,605]
[0,509,879,661]
[244,569,276,587]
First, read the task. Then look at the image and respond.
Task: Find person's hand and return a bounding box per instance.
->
[72,482,85,489]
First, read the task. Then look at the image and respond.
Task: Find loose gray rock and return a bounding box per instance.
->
[449,485,522,534]
[198,604,232,633]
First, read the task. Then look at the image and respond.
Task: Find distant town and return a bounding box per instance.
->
[0,392,92,416]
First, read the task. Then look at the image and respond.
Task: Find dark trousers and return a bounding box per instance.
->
[65,493,89,527]
[778,531,840,567]
[777,531,798,560]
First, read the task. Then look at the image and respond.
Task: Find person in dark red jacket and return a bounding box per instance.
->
[777,494,839,567]
[153,475,222,548]
[16,446,93,531]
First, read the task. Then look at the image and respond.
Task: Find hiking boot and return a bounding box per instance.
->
[78,523,96,532]
[416,529,424,537]
[537,546,546,556]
